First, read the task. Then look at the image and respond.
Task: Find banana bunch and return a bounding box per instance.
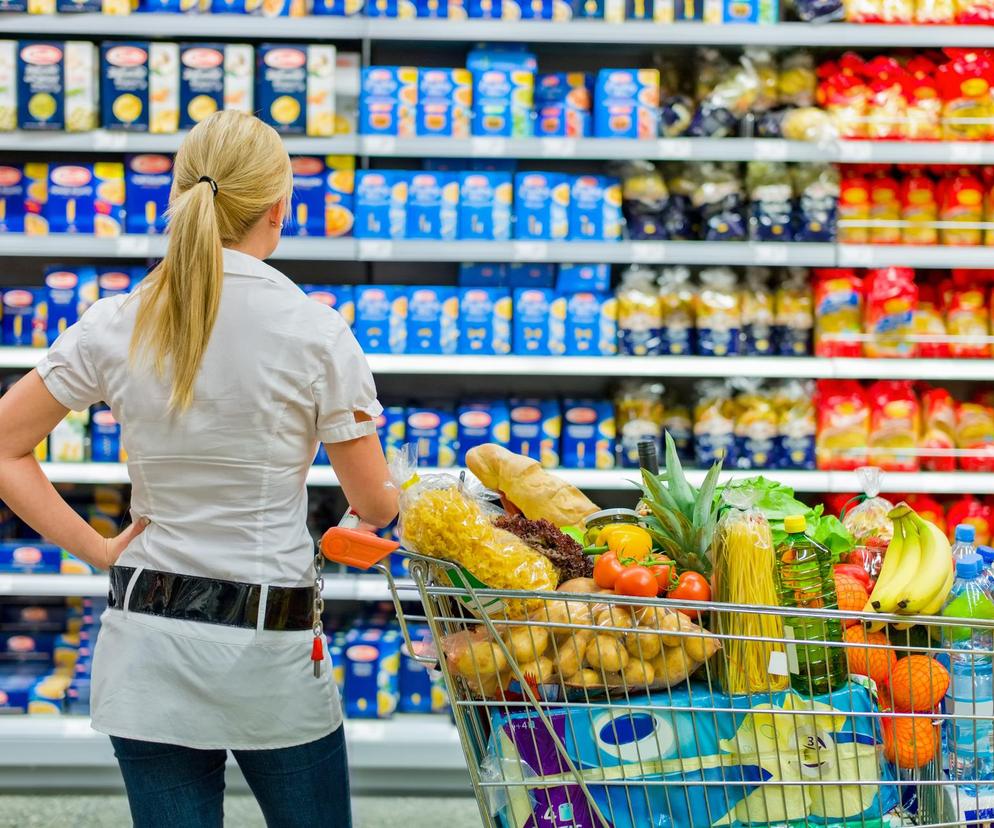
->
[863,503,954,632]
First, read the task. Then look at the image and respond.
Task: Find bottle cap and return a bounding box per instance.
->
[979,545,994,565]
[956,553,982,578]
[955,524,976,544]
[784,515,806,534]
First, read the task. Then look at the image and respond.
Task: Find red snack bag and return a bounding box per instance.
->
[902,71,942,140]
[867,380,921,472]
[866,58,908,138]
[916,0,956,23]
[956,401,994,472]
[864,266,918,358]
[920,385,957,471]
[939,167,985,246]
[947,270,991,358]
[813,268,864,358]
[869,168,902,245]
[815,380,870,471]
[824,71,869,140]
[915,281,950,358]
[900,168,939,245]
[838,167,872,244]
[906,493,947,534]
[946,494,994,543]
[938,51,994,138]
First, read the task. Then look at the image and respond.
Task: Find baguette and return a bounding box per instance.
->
[466,444,600,528]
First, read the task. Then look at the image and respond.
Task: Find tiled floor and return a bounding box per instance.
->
[0,795,483,827]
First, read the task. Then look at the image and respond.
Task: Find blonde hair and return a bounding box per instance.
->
[130,111,293,411]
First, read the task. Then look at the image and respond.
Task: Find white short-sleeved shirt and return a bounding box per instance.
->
[36,248,382,750]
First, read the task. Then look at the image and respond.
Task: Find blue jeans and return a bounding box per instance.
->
[110,726,351,828]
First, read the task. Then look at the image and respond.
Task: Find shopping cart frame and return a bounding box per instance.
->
[323,527,994,828]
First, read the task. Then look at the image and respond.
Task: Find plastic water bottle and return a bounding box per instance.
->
[942,553,994,797]
[979,545,994,595]
[953,524,978,562]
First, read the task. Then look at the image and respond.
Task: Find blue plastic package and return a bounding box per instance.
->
[458,288,512,356]
[508,398,561,468]
[556,263,611,293]
[513,172,569,240]
[405,286,458,354]
[512,288,566,356]
[561,398,615,469]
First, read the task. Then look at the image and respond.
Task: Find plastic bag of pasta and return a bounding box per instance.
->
[391,447,558,614]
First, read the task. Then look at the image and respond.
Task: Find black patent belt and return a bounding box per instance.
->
[108,566,314,631]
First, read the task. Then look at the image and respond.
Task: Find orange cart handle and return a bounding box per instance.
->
[320,527,400,570]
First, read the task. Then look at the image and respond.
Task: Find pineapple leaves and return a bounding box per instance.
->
[664,432,695,520]
[693,460,722,552]
[641,467,681,516]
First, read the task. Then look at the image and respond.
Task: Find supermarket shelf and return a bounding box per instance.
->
[35,462,994,493]
[837,244,994,269]
[0,573,410,600]
[0,716,467,793]
[6,349,994,382]
[6,16,994,48]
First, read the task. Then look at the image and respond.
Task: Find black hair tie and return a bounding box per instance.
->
[198,176,218,197]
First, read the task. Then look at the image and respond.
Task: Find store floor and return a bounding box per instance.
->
[0,795,483,827]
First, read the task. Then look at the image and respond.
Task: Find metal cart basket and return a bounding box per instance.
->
[323,527,994,828]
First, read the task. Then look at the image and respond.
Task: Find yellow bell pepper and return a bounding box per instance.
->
[598,524,653,560]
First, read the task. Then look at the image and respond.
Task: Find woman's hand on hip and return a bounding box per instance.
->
[93,517,151,570]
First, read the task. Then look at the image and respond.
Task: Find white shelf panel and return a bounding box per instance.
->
[0,347,42,369]
[0,572,410,600]
[837,244,994,269]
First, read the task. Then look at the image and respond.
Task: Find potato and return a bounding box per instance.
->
[477,670,510,698]
[504,626,549,663]
[557,578,601,594]
[659,611,696,647]
[594,606,634,631]
[517,656,555,683]
[564,668,602,688]
[624,629,663,660]
[635,605,675,630]
[685,629,720,664]
[623,659,655,688]
[454,639,506,679]
[533,599,594,628]
[553,631,591,677]
[586,634,630,672]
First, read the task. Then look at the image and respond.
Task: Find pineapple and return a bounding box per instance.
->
[640,432,723,577]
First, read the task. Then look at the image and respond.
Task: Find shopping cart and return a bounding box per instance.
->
[322,527,994,828]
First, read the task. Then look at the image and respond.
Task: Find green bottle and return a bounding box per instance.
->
[776,515,847,696]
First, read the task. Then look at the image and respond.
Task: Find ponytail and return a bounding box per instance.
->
[130,111,292,412]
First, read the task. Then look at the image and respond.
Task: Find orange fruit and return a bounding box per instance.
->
[882,715,939,769]
[834,573,870,627]
[844,626,897,685]
[890,656,950,713]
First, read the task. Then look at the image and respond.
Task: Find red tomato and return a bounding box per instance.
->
[593,552,624,590]
[667,571,711,618]
[647,564,675,595]
[614,566,659,598]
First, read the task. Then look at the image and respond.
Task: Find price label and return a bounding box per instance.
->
[951,143,985,164]
[838,141,873,163]
[753,140,789,161]
[358,240,393,260]
[754,245,789,265]
[93,131,128,151]
[470,137,507,157]
[115,236,151,257]
[839,246,875,268]
[655,139,693,160]
[513,241,548,261]
[0,576,13,594]
[767,650,789,677]
[362,136,397,155]
[541,138,575,158]
[631,242,664,263]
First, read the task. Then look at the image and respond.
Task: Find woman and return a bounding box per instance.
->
[0,111,398,827]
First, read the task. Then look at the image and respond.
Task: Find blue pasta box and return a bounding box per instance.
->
[503,0,571,16]
[375,406,406,462]
[0,164,27,234]
[354,170,407,240]
[565,291,617,356]
[710,0,777,22]
[22,162,47,236]
[562,398,616,469]
[594,68,661,139]
[465,0,513,15]
[300,285,355,327]
[623,0,656,17]
[513,288,566,356]
[124,154,172,235]
[514,172,569,240]
[179,43,253,131]
[0,671,48,714]
[211,0,307,13]
[471,69,534,138]
[101,43,180,134]
[325,155,356,238]
[0,632,56,658]
[90,405,124,463]
[312,0,363,13]
[45,163,125,236]
[0,543,61,574]
[286,156,328,237]
[556,263,611,293]
[98,267,136,300]
[353,286,407,354]
[405,286,458,355]
[458,171,512,241]
[457,262,508,287]
[569,175,624,241]
[406,407,457,467]
[257,44,336,137]
[364,0,415,15]
[508,398,560,468]
[359,66,417,137]
[456,399,510,464]
[405,172,458,241]
[458,287,511,355]
[414,0,458,14]
[44,265,97,343]
[137,0,208,11]
[17,41,98,133]
[398,626,433,714]
[1,289,39,346]
[508,263,555,288]
[534,72,592,137]
[342,628,401,719]
[416,68,472,139]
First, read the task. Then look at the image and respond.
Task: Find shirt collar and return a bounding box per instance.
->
[222,248,291,287]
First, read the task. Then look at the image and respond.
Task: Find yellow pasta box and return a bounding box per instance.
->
[57,0,130,12]
[45,162,124,236]
[326,154,355,238]
[0,41,15,131]
[23,161,48,236]
[17,41,98,132]
[101,42,180,134]
[179,43,252,130]
[257,44,335,137]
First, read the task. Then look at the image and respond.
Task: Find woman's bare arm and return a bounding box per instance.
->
[324,427,398,529]
[0,372,146,569]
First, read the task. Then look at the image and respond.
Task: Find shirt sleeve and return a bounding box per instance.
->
[35,312,104,412]
[313,319,383,444]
